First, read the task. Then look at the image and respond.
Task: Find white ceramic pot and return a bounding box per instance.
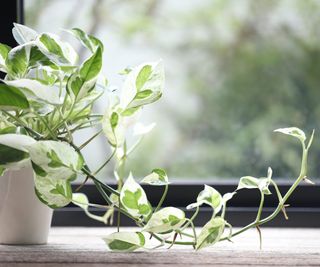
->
[0,166,53,244]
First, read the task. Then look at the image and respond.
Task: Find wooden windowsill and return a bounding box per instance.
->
[1,227,319,266]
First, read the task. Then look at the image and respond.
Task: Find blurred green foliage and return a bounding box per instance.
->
[26,0,320,179]
[123,0,320,179]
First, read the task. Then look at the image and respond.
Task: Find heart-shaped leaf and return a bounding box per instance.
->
[36,33,78,65]
[34,172,72,208]
[187,185,223,215]
[12,23,38,45]
[103,232,145,252]
[68,28,103,52]
[143,207,185,234]
[120,173,152,219]
[196,217,225,250]
[26,141,83,181]
[237,168,273,195]
[141,168,169,186]
[120,60,164,111]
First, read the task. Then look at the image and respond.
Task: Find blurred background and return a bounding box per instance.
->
[24,0,320,181]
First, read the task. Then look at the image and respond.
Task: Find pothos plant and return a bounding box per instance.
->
[0,23,316,251]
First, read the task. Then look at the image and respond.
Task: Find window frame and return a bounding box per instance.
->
[3,0,319,227]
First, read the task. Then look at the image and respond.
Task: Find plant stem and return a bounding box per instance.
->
[255,191,264,223]
[79,130,102,150]
[154,184,168,212]
[93,147,116,176]
[220,142,309,241]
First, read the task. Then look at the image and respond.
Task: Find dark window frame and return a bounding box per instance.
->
[2,0,319,227]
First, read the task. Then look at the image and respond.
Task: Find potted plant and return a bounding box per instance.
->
[0,23,316,250]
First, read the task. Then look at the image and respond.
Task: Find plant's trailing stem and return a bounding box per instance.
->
[79,130,102,150]
[154,184,168,213]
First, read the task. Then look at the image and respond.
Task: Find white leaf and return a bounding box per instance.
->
[12,23,38,45]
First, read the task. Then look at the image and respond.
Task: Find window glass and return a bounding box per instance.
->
[25,0,320,180]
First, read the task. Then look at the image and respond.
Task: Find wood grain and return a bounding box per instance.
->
[0,227,319,266]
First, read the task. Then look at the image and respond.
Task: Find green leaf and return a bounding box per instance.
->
[143,207,185,234]
[26,141,83,181]
[141,168,169,186]
[67,46,102,100]
[120,173,152,219]
[5,79,61,105]
[34,172,72,208]
[274,127,306,143]
[5,44,29,78]
[187,185,223,215]
[103,232,145,252]
[80,46,102,81]
[237,168,272,195]
[196,217,225,250]
[37,33,78,65]
[0,43,11,71]
[69,28,103,52]
[0,83,29,110]
[12,23,38,45]
[120,60,164,110]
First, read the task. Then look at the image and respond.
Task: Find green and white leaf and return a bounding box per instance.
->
[187,185,223,215]
[103,232,145,252]
[5,79,61,105]
[237,171,272,195]
[5,44,30,78]
[141,168,169,186]
[102,109,125,147]
[34,172,72,208]
[36,33,78,65]
[196,217,226,250]
[68,28,103,52]
[143,207,185,234]
[0,84,30,110]
[0,133,36,168]
[274,127,306,143]
[120,173,152,219]
[12,23,38,45]
[0,133,36,151]
[26,141,83,181]
[0,43,11,72]
[120,60,164,111]
[67,46,102,100]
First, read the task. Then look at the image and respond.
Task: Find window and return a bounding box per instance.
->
[2,0,319,227]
